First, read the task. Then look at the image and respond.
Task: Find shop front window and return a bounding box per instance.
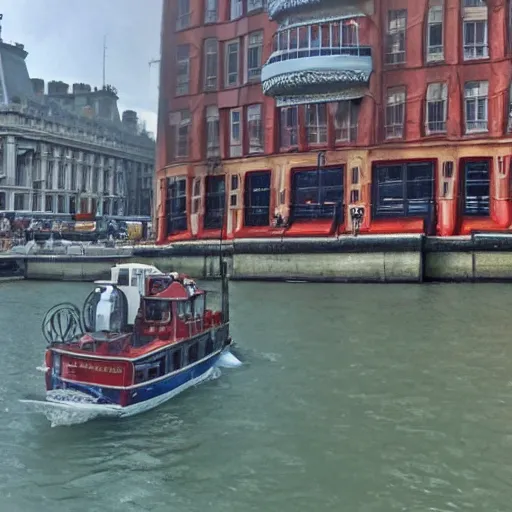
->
[204,175,225,229]
[464,160,489,216]
[166,177,187,235]
[373,162,434,217]
[244,171,271,227]
[291,168,343,221]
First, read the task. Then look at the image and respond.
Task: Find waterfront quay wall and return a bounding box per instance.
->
[134,234,512,283]
[0,246,132,282]
[4,234,512,283]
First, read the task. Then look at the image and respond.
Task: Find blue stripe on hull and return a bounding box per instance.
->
[129,354,220,405]
[50,353,220,407]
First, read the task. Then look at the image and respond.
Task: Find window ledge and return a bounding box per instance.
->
[465,129,488,135]
[463,55,489,62]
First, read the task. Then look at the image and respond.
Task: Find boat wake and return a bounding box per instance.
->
[216,348,243,369]
[20,398,119,427]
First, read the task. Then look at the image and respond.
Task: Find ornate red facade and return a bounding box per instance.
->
[156,0,512,243]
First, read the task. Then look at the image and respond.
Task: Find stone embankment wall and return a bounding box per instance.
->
[3,234,512,283]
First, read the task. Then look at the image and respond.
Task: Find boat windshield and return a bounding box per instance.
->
[144,299,171,323]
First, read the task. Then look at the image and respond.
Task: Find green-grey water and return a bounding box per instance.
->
[1,280,512,511]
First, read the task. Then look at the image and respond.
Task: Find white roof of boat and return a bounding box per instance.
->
[114,263,160,270]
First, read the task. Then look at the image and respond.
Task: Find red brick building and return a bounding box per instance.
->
[156,0,512,243]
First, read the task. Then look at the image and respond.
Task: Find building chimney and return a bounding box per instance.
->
[31,78,45,96]
[122,110,138,133]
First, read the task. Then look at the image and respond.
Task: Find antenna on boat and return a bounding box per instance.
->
[208,157,229,324]
[220,169,229,324]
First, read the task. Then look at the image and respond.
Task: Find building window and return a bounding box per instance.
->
[204,38,218,91]
[165,177,187,235]
[57,195,66,213]
[32,193,41,212]
[225,40,240,87]
[204,0,218,23]
[464,81,488,133]
[305,103,327,144]
[14,193,25,211]
[176,44,190,96]
[0,192,5,210]
[204,175,225,229]
[92,168,99,194]
[385,87,406,139]
[425,82,447,133]
[15,162,26,187]
[373,162,434,218]
[386,9,407,64]
[229,109,242,157]
[103,170,110,194]
[71,165,77,191]
[334,100,360,142]
[206,106,220,157]
[463,160,489,216]
[426,1,443,62]
[279,106,299,148]
[292,168,343,221]
[230,0,243,19]
[45,195,53,212]
[247,0,264,13]
[463,20,488,60]
[244,171,271,227]
[247,31,263,81]
[247,104,263,154]
[170,110,191,159]
[176,0,191,30]
[46,167,53,190]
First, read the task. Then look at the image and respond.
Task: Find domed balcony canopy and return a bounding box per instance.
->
[267,0,322,19]
[261,19,372,106]
[267,0,370,21]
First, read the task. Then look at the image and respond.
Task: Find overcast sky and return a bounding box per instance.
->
[1,0,161,135]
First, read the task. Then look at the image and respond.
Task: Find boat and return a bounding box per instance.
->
[24,261,239,418]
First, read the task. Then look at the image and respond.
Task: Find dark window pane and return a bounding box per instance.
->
[244,171,271,227]
[464,161,490,216]
[204,176,225,229]
[291,168,344,221]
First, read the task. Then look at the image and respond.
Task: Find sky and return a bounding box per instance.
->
[1,0,162,135]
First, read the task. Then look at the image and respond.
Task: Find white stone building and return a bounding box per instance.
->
[0,33,155,216]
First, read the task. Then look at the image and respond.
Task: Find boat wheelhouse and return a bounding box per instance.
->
[37,262,235,418]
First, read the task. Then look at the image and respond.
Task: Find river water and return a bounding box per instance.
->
[1,280,512,511]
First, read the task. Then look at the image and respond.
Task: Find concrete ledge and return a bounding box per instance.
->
[232,251,421,283]
[0,276,24,284]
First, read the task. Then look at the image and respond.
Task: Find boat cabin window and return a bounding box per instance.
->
[168,347,182,372]
[134,355,166,383]
[178,296,205,320]
[118,268,130,286]
[205,336,214,355]
[131,269,140,286]
[177,300,193,320]
[185,342,199,366]
[144,299,171,323]
[193,295,205,318]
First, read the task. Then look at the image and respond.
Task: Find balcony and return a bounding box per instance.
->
[262,20,372,105]
[262,47,372,105]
